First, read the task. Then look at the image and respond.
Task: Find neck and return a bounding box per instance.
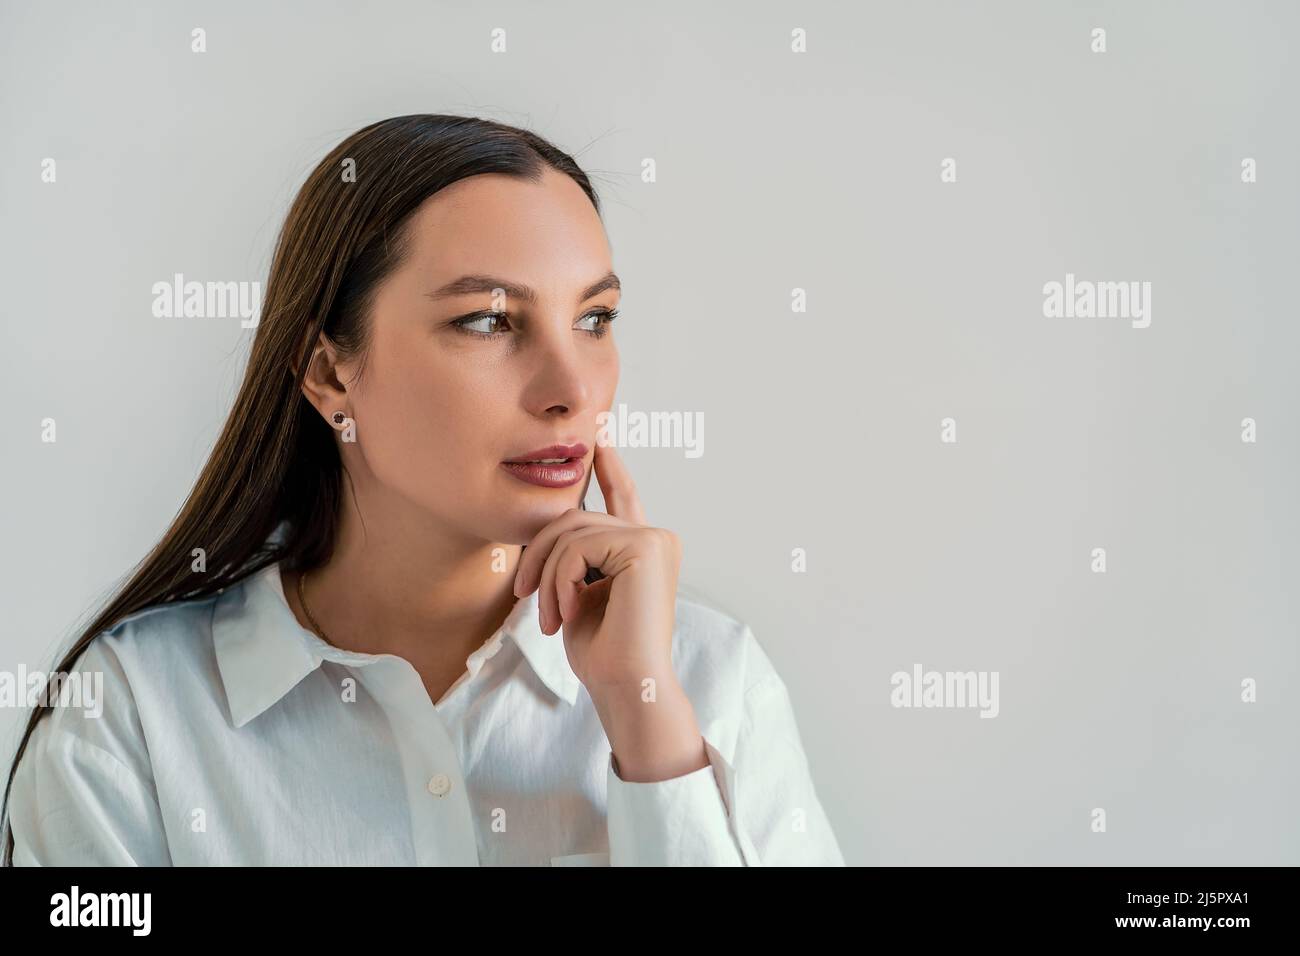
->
[293,489,524,670]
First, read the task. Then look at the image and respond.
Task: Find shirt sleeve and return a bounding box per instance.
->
[8,724,172,866]
[604,645,845,866]
[605,736,748,865]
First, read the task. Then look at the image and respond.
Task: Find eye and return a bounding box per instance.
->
[450,308,620,339]
[576,308,620,337]
[451,311,512,336]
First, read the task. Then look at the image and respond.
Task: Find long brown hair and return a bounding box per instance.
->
[2,114,602,864]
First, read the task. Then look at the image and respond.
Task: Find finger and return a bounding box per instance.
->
[593,440,647,525]
[552,531,621,630]
[514,508,625,598]
[538,525,613,634]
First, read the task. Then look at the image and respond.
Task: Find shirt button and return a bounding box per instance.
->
[427,773,452,797]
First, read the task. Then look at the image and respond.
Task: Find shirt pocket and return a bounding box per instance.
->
[549,851,611,866]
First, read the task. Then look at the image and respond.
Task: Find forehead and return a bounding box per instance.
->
[399,169,612,297]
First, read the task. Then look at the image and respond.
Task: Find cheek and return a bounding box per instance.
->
[358,337,507,473]
[593,348,620,405]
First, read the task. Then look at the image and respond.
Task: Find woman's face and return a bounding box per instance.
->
[330,168,621,546]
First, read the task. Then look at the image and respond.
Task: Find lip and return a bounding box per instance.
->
[502,442,589,464]
[500,442,589,488]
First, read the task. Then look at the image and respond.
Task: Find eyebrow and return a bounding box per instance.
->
[425,272,621,306]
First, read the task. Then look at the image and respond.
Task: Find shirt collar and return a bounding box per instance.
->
[212,540,580,729]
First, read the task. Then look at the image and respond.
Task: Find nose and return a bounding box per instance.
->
[522,326,594,419]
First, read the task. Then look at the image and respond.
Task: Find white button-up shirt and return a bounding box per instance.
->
[9,550,844,866]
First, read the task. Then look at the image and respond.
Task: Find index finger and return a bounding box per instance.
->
[592,438,647,525]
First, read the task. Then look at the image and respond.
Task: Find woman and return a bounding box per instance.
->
[2,115,844,866]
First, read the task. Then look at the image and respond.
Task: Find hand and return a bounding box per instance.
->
[512,440,680,691]
[512,440,706,781]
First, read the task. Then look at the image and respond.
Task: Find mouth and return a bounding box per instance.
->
[501,442,589,488]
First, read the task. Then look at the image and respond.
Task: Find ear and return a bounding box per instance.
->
[298,332,351,423]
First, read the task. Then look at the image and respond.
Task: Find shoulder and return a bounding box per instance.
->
[73,592,223,710]
[669,588,784,708]
[4,596,212,866]
[18,590,224,776]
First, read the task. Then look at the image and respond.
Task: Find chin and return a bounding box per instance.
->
[489,500,582,544]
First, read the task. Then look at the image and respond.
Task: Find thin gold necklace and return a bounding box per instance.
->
[296,568,333,645]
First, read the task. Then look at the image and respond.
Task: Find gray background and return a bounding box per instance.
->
[2,0,1297,865]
